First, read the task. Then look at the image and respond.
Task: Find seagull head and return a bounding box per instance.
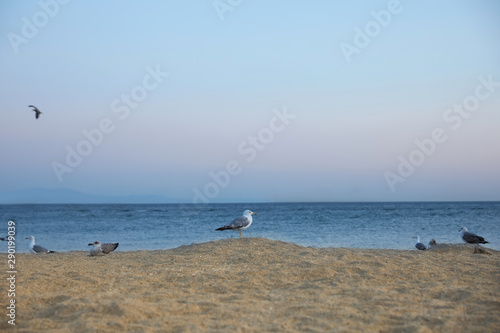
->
[459,227,468,233]
[243,210,257,216]
[25,236,34,240]
[88,241,101,246]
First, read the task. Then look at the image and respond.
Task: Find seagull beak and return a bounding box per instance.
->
[88,243,93,246]
[252,212,257,215]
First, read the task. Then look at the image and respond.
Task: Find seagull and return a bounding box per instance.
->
[25,236,55,254]
[28,105,42,119]
[216,210,257,238]
[428,239,437,247]
[88,241,119,256]
[459,227,489,244]
[413,236,427,250]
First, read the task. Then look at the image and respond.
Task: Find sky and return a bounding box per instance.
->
[1,0,499,203]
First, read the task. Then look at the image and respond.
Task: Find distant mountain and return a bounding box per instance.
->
[0,188,177,204]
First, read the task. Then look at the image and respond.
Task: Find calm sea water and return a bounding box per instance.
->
[1,202,498,253]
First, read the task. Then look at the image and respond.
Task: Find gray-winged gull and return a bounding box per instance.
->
[459,227,489,244]
[88,241,119,256]
[28,105,43,119]
[216,209,257,238]
[413,236,427,250]
[25,236,55,253]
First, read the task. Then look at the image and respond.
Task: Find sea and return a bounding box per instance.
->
[1,202,499,253]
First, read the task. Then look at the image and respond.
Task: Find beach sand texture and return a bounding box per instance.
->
[3,238,499,332]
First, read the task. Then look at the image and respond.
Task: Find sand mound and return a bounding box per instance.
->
[3,238,499,332]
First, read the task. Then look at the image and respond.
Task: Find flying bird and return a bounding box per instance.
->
[25,236,55,254]
[216,210,257,238]
[28,105,42,119]
[88,241,119,256]
[413,236,427,250]
[459,227,489,244]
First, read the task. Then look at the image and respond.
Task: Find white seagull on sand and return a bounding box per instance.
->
[28,105,43,119]
[459,227,489,244]
[25,236,55,254]
[216,210,257,238]
[88,241,119,256]
[413,236,427,250]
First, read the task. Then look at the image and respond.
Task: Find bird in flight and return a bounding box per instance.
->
[28,105,43,119]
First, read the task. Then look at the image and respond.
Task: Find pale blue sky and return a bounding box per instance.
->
[1,0,499,203]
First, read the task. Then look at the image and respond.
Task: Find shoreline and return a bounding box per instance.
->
[3,238,499,332]
[9,236,499,254]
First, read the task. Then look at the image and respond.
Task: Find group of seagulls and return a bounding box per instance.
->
[7,210,255,255]
[413,226,489,250]
[21,105,118,256]
[19,104,494,252]
[3,211,491,254]
[17,236,119,256]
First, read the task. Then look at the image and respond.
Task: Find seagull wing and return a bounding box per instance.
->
[101,243,119,254]
[32,244,49,253]
[463,232,488,244]
[216,215,252,231]
[415,243,427,250]
[227,216,251,229]
[28,105,40,112]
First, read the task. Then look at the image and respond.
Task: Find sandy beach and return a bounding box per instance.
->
[2,238,499,332]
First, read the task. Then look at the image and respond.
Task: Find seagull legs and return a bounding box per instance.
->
[239,230,242,238]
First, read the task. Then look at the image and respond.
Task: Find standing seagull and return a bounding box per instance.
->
[25,236,55,254]
[216,210,257,238]
[413,236,427,250]
[459,227,489,244]
[88,241,119,256]
[28,105,42,119]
